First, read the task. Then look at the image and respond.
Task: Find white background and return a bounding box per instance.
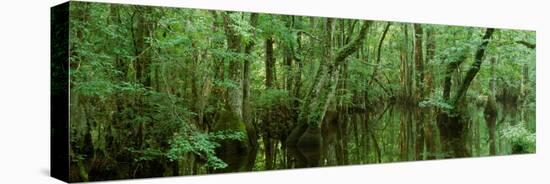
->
[0,0,547,183]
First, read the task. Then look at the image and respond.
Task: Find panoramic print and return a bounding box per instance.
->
[53,1,535,182]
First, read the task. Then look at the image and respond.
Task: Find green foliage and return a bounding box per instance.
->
[214,79,239,90]
[255,89,291,108]
[167,130,244,169]
[128,147,165,162]
[229,13,256,45]
[337,89,355,106]
[72,80,116,101]
[500,123,536,153]
[419,99,453,111]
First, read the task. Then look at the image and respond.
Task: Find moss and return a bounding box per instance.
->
[213,110,250,155]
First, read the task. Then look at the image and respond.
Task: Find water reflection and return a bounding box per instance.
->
[216,103,535,173]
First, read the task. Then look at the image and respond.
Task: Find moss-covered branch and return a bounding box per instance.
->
[450,28,495,106]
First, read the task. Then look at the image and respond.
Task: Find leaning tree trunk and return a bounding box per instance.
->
[370,22,391,84]
[438,28,495,158]
[299,19,372,128]
[450,28,495,106]
[289,19,372,167]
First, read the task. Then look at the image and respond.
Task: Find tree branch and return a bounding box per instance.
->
[334,20,373,64]
[516,40,535,49]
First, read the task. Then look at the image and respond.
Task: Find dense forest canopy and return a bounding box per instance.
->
[65,2,535,182]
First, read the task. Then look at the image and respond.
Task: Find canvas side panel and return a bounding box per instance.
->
[51,1,70,183]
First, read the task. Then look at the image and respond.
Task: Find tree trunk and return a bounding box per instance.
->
[413,23,425,160]
[264,36,276,170]
[221,12,244,120]
[243,13,259,149]
[413,23,424,98]
[485,57,497,155]
[369,22,391,93]
[399,24,413,103]
[215,12,251,161]
[283,16,295,91]
[134,7,153,87]
[424,28,437,159]
[292,27,304,115]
